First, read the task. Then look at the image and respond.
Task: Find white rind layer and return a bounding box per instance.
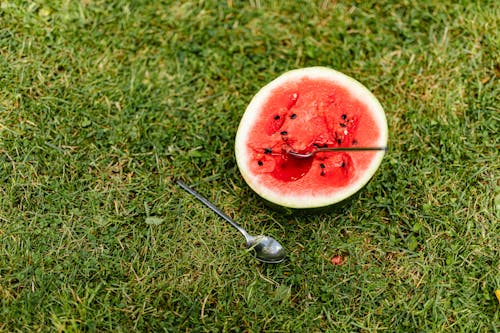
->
[235,67,388,209]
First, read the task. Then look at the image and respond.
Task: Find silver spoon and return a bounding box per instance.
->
[176,180,286,264]
[287,146,388,158]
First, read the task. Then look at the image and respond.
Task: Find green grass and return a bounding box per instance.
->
[1,0,499,331]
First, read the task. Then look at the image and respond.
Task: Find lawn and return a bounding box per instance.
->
[1,0,499,331]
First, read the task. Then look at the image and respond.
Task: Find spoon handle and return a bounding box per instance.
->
[176,180,251,240]
[317,146,388,152]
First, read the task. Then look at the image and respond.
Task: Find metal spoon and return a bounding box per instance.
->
[176,180,286,264]
[287,146,388,158]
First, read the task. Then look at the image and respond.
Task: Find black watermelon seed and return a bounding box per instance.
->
[320,163,325,169]
[339,123,346,127]
[320,170,326,176]
[258,160,263,166]
[340,161,345,167]
[290,113,297,119]
[341,114,347,120]
[337,139,342,145]
[264,148,272,154]
[274,115,280,120]
[280,131,288,135]
[352,139,358,145]
[323,143,328,148]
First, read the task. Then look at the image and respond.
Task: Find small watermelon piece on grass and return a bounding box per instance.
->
[330,255,344,266]
[235,67,388,210]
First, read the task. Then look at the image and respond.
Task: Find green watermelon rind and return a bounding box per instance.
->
[235,67,388,210]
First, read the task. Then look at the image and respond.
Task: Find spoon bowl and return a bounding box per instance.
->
[287,146,388,158]
[248,235,286,263]
[177,180,286,264]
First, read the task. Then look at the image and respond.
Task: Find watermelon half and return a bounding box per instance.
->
[235,67,388,210]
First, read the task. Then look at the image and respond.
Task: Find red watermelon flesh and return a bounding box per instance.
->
[235,67,387,209]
